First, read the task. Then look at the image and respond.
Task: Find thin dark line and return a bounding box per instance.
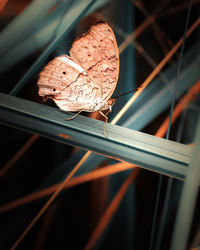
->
[113,88,139,99]
[149,1,193,250]
[166,0,193,139]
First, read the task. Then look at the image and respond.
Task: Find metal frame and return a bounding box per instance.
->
[0,92,191,180]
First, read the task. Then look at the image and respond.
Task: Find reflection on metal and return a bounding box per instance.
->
[0,92,191,179]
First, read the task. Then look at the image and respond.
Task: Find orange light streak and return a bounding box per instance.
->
[134,0,172,57]
[156,80,200,138]
[0,134,39,177]
[111,17,200,125]
[11,151,91,250]
[163,0,200,17]
[119,0,170,54]
[0,162,135,214]
[0,0,8,12]
[33,203,58,250]
[84,168,140,250]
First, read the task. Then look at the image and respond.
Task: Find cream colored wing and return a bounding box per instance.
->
[37,55,102,112]
[69,22,119,101]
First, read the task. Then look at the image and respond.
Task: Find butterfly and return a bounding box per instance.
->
[37,21,119,129]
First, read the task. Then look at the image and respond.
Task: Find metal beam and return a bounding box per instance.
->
[170,114,200,250]
[0,92,191,179]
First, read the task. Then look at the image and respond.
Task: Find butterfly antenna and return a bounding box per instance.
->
[113,86,141,99]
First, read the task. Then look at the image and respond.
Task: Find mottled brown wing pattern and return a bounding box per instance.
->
[37,55,102,111]
[69,22,119,101]
[37,22,119,113]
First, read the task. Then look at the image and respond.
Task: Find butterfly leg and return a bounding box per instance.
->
[65,111,82,120]
[99,111,110,138]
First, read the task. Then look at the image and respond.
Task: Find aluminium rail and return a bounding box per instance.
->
[0,92,191,179]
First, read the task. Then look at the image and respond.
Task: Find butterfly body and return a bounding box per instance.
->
[37,22,119,113]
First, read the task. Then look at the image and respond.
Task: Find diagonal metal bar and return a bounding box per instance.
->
[9,0,100,96]
[0,0,58,57]
[0,92,191,180]
[170,114,200,250]
[0,0,109,73]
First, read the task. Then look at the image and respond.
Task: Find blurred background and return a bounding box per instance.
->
[0,0,200,249]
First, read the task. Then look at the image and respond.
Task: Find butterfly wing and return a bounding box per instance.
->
[69,22,119,102]
[37,55,102,112]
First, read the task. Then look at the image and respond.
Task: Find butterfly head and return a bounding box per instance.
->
[99,98,116,112]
